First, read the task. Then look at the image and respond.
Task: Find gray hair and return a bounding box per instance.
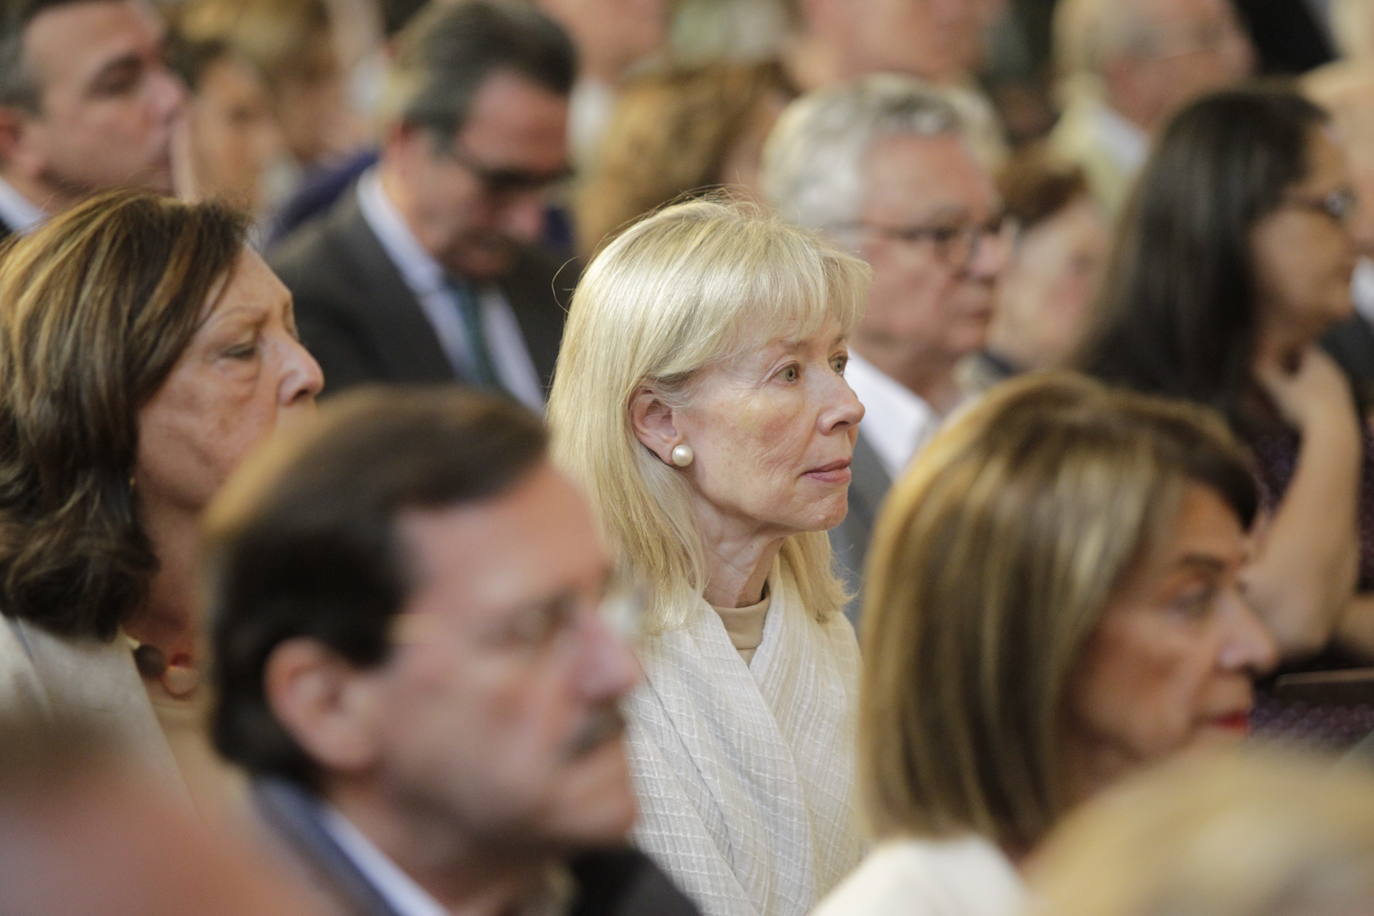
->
[762,74,963,233]
[377,0,575,144]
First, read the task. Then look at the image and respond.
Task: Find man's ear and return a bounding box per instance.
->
[0,104,39,181]
[629,386,681,466]
[263,638,385,775]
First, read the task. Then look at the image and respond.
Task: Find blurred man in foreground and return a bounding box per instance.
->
[206,387,697,915]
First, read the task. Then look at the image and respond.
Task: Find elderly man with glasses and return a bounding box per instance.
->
[763,74,1014,621]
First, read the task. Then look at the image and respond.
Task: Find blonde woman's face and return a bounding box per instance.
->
[1062,483,1277,799]
[671,316,864,541]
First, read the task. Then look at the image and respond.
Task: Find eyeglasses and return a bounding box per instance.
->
[830,213,1018,270]
[390,569,648,656]
[1281,187,1357,225]
[438,139,574,200]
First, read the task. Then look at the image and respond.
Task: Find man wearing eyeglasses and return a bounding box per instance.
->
[206,387,698,916]
[271,1,575,405]
[1049,0,1254,217]
[764,74,1011,621]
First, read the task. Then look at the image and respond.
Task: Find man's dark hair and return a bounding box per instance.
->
[207,387,548,790]
[379,0,576,145]
[0,0,121,110]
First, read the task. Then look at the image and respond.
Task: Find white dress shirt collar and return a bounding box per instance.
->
[357,168,447,298]
[320,804,449,916]
[1092,100,1149,176]
[320,804,574,916]
[843,351,940,480]
[0,175,47,236]
[355,168,545,409]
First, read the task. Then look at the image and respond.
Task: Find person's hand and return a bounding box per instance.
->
[1255,345,1356,432]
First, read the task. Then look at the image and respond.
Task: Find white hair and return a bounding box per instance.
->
[761,73,963,233]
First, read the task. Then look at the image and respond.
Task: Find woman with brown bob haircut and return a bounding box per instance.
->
[0,190,322,814]
[575,60,794,257]
[816,372,1277,913]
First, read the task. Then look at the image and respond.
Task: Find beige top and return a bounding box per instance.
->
[144,680,248,826]
[712,593,771,665]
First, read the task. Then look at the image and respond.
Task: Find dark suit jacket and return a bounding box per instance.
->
[1233,0,1334,75]
[830,431,891,629]
[269,186,571,397]
[251,778,700,916]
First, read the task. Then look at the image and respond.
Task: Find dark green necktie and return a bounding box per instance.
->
[448,279,501,390]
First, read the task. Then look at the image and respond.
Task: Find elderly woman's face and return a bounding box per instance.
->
[1063,483,1277,797]
[136,249,323,515]
[672,316,863,540]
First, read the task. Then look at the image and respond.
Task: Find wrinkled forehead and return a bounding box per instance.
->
[24,0,164,96]
[392,465,610,623]
[860,130,1000,221]
[707,280,860,370]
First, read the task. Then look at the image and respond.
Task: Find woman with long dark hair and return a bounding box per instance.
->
[1075,86,1373,666]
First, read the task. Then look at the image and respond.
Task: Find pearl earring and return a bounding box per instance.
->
[670,443,694,468]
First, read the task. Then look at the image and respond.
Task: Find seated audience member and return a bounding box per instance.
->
[960,150,1109,397]
[1048,0,1253,216]
[167,32,285,223]
[205,388,698,916]
[264,0,431,246]
[576,60,794,257]
[174,0,359,188]
[1030,749,1374,915]
[269,0,575,403]
[0,0,186,238]
[0,712,321,916]
[532,0,673,169]
[548,199,866,916]
[816,372,1277,914]
[776,0,1006,163]
[1074,88,1374,667]
[763,75,1013,615]
[1304,1,1374,395]
[0,190,323,816]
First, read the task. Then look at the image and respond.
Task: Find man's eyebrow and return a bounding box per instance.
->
[85,52,142,90]
[1171,553,1230,575]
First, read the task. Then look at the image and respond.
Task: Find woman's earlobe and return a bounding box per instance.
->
[629,386,680,463]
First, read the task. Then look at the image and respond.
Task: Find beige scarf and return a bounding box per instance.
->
[626,567,865,916]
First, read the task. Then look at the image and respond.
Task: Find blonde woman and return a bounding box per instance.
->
[548,198,868,916]
[816,372,1277,913]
